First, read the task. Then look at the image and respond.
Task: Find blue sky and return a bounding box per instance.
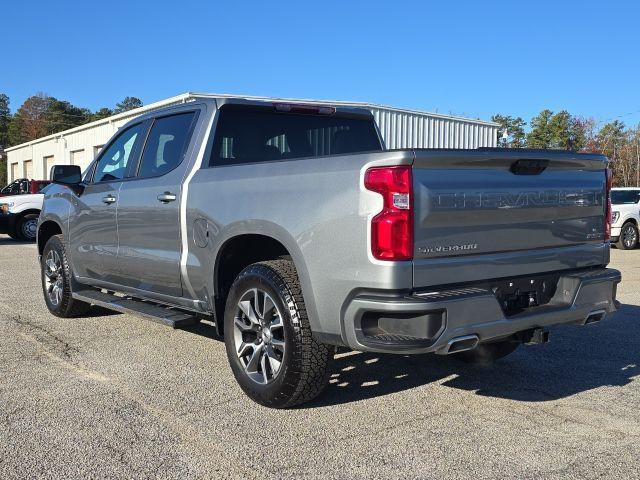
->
[2,0,639,127]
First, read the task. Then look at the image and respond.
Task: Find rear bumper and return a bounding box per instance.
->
[611,226,621,242]
[341,267,621,354]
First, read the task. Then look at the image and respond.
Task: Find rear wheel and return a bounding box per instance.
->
[41,235,91,317]
[224,259,333,408]
[17,213,39,241]
[454,340,520,365]
[617,222,638,250]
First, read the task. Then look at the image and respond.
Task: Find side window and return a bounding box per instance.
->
[93,123,144,183]
[137,112,196,178]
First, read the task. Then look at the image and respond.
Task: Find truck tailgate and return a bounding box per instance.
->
[412,149,608,288]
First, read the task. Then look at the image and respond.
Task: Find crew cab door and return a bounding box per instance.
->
[114,110,199,297]
[69,122,146,281]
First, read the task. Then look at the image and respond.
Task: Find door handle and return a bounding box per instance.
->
[102,195,117,205]
[157,192,177,203]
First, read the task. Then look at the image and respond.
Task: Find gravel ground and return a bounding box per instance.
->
[0,236,638,479]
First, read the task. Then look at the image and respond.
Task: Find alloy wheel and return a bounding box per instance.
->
[233,288,286,385]
[22,218,37,240]
[44,250,64,306]
[623,224,637,248]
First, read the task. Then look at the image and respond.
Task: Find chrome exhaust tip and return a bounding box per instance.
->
[583,309,607,325]
[440,334,479,354]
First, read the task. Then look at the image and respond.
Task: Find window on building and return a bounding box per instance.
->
[43,156,55,180]
[23,160,33,179]
[137,112,196,179]
[70,149,85,167]
[209,105,382,167]
[93,123,144,182]
[10,163,19,182]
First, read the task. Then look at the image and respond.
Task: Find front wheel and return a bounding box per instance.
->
[617,222,638,250]
[41,234,91,317]
[224,259,333,408]
[17,213,39,241]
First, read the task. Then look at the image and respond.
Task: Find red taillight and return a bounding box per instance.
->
[364,166,413,261]
[605,167,613,241]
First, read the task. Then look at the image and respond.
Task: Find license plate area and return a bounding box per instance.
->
[489,274,561,316]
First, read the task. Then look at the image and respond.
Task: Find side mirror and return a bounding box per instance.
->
[51,165,82,185]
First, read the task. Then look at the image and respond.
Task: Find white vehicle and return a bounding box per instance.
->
[611,187,640,249]
[0,192,44,241]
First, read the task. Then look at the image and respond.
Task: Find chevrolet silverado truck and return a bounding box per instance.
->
[38,96,621,408]
[610,187,640,249]
[0,190,45,241]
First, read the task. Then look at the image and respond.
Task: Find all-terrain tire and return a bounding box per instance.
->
[41,234,91,317]
[224,259,333,408]
[454,340,520,365]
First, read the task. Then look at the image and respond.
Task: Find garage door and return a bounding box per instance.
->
[70,149,85,168]
[23,160,33,179]
[10,163,19,181]
[44,156,55,180]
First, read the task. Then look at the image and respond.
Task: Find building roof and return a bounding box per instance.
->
[6,92,499,152]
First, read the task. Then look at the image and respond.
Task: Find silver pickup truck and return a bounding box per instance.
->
[38,96,621,408]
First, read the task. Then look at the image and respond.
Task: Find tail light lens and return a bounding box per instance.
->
[364,166,413,260]
[605,167,613,241]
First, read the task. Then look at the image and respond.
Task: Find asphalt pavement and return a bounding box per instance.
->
[0,236,638,479]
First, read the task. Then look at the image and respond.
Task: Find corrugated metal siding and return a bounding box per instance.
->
[370,107,497,149]
[6,94,498,182]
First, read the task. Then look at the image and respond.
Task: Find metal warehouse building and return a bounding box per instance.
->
[5,92,498,182]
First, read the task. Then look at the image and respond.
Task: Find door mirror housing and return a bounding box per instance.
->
[51,165,82,185]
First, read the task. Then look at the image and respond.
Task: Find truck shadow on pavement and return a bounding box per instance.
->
[0,237,34,246]
[307,303,640,408]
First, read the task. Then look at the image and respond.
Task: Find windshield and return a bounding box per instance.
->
[1,179,26,194]
[611,190,640,205]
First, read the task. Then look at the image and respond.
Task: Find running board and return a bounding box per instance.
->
[72,289,199,329]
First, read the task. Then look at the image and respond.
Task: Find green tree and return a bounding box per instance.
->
[491,114,526,147]
[0,155,6,187]
[0,94,10,186]
[526,110,585,150]
[526,109,554,148]
[114,96,143,114]
[597,121,626,160]
[0,94,10,149]
[45,98,91,134]
[90,107,114,121]
[547,110,586,151]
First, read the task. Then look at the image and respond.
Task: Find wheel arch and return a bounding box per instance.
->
[37,219,63,255]
[212,231,316,335]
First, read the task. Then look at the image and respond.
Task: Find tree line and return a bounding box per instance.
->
[492,111,638,187]
[0,92,638,188]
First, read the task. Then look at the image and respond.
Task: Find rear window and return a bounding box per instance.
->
[612,190,640,205]
[209,105,382,167]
